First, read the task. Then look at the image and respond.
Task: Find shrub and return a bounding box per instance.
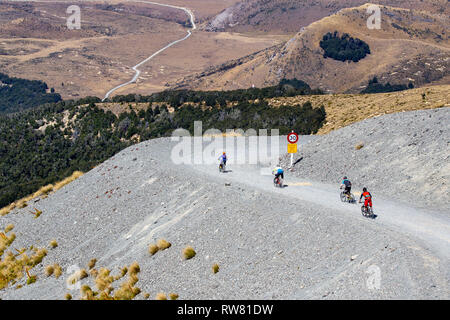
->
[53,264,62,278]
[169,293,179,300]
[183,246,196,260]
[148,244,159,255]
[88,258,97,270]
[156,293,167,300]
[49,240,58,248]
[157,239,171,250]
[45,265,55,276]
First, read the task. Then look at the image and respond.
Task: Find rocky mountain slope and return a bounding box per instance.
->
[281,107,450,211]
[0,108,449,300]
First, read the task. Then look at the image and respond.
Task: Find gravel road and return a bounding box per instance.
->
[1,109,449,300]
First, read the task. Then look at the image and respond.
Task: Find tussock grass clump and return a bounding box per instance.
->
[169,293,179,300]
[148,244,159,256]
[53,264,62,278]
[0,232,49,289]
[32,208,42,218]
[65,293,72,300]
[113,262,141,300]
[4,224,14,233]
[49,240,58,248]
[143,293,150,299]
[355,143,364,150]
[128,262,140,274]
[157,239,171,250]
[69,260,142,300]
[67,268,89,285]
[88,258,97,270]
[156,293,167,300]
[212,263,220,274]
[45,265,54,276]
[95,268,113,292]
[182,246,196,260]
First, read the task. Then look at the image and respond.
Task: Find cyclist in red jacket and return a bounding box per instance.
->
[359,187,372,208]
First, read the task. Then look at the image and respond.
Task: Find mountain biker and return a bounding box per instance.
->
[359,187,372,208]
[340,176,352,198]
[272,166,284,184]
[218,152,227,168]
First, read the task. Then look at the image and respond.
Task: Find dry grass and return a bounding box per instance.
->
[212,263,220,274]
[182,246,196,260]
[53,264,62,278]
[65,293,72,300]
[156,239,171,250]
[45,265,54,276]
[268,85,449,135]
[67,268,89,285]
[49,240,58,248]
[355,143,364,150]
[148,244,159,256]
[143,293,150,299]
[4,224,14,233]
[0,171,83,216]
[156,293,167,300]
[88,258,97,270]
[75,261,142,300]
[169,293,179,300]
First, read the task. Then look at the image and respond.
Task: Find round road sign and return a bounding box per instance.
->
[287,132,298,144]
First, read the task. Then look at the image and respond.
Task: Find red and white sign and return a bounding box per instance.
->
[287,132,298,144]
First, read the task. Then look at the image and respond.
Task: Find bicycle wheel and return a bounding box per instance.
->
[340,192,346,202]
[350,194,355,203]
[361,206,369,217]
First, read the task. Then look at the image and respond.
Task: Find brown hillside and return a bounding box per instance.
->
[174,4,449,93]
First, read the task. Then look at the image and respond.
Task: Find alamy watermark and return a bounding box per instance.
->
[366,264,381,290]
[170,121,281,175]
[66,5,81,30]
[366,4,382,30]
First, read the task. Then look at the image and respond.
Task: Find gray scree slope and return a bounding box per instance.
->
[0,108,449,300]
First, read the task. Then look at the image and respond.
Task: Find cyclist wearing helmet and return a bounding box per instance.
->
[359,187,372,208]
[340,176,352,198]
[218,152,227,166]
[272,166,284,183]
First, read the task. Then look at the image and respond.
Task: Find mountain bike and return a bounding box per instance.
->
[274,176,283,188]
[340,190,355,203]
[219,163,226,173]
[360,203,374,218]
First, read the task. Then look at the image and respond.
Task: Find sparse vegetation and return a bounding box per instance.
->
[212,263,220,274]
[45,265,54,276]
[157,239,171,250]
[355,143,364,150]
[156,293,167,300]
[49,240,58,248]
[88,258,97,270]
[148,244,159,256]
[169,293,179,300]
[183,246,196,260]
[53,264,62,278]
[65,293,72,300]
[0,230,48,289]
